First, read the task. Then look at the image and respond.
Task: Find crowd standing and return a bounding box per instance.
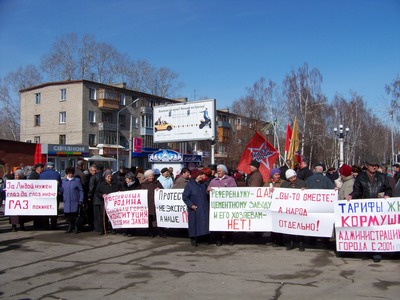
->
[1,158,400,263]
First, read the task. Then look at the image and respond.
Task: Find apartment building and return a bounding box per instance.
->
[20,80,181,170]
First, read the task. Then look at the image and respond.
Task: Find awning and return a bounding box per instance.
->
[84,155,116,162]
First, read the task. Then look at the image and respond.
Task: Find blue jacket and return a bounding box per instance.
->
[182,178,209,237]
[62,177,84,213]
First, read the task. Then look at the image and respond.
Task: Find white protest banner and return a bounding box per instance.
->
[335,198,400,252]
[155,189,188,228]
[209,187,273,232]
[270,188,336,237]
[104,190,148,228]
[4,180,58,216]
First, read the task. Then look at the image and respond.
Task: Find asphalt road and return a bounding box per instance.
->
[0,212,399,300]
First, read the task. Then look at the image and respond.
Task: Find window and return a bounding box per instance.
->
[89,111,96,123]
[60,89,66,101]
[134,117,139,128]
[59,112,66,124]
[35,93,41,104]
[141,115,153,128]
[119,115,126,127]
[102,112,112,123]
[59,134,66,145]
[120,93,125,105]
[34,114,40,126]
[34,136,40,143]
[89,88,96,100]
[89,134,96,147]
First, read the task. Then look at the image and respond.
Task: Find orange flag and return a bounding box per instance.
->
[287,116,300,165]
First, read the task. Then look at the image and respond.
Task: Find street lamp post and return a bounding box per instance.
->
[116,98,139,169]
[334,124,350,167]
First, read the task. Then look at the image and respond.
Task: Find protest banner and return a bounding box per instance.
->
[335,198,400,252]
[4,180,58,216]
[104,190,148,228]
[270,188,336,237]
[209,187,273,231]
[155,189,188,228]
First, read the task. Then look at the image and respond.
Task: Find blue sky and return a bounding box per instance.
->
[0,0,399,112]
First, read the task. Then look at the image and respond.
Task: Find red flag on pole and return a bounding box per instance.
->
[237,131,279,182]
[285,123,292,153]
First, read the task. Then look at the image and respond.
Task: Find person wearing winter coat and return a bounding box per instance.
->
[182,168,209,246]
[62,167,84,233]
[338,164,355,200]
[140,169,164,237]
[95,170,118,235]
[246,160,264,187]
[208,164,237,246]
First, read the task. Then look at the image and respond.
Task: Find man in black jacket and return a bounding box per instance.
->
[347,159,392,262]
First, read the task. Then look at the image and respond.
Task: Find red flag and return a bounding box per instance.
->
[237,131,279,182]
[34,143,45,165]
[285,123,292,152]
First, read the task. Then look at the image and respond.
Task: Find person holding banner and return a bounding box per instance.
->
[208,164,237,246]
[264,168,283,188]
[182,168,209,246]
[346,160,392,262]
[141,169,165,238]
[62,167,84,234]
[122,172,141,237]
[338,164,354,200]
[281,169,307,251]
[95,170,118,235]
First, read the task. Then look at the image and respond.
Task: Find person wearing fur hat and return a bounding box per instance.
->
[338,164,354,200]
[182,168,209,246]
[208,164,237,246]
[264,168,283,188]
[246,160,264,187]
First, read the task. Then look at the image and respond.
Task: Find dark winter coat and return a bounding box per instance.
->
[122,179,140,191]
[281,178,307,189]
[140,179,163,215]
[88,172,103,205]
[297,167,313,181]
[62,177,84,213]
[305,173,335,190]
[349,171,392,199]
[95,180,118,203]
[182,178,210,237]
[246,170,264,187]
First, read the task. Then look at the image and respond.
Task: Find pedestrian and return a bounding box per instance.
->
[393,163,400,184]
[297,159,313,181]
[40,161,63,230]
[338,164,354,200]
[158,167,174,189]
[62,167,84,234]
[182,168,210,246]
[281,169,307,251]
[246,160,264,187]
[306,163,335,190]
[122,172,141,237]
[264,168,284,188]
[208,164,237,246]
[172,168,191,189]
[95,169,118,235]
[140,169,165,238]
[347,159,392,262]
[9,169,30,231]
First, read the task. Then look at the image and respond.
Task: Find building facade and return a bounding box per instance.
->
[20,80,182,170]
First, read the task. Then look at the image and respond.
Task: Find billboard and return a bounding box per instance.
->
[153,99,216,142]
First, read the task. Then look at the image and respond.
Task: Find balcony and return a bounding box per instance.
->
[97,88,120,110]
[98,122,117,131]
[140,127,153,135]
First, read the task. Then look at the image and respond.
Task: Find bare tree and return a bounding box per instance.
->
[0,65,42,140]
[282,63,325,163]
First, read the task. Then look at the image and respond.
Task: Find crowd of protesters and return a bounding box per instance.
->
[1,158,400,262]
